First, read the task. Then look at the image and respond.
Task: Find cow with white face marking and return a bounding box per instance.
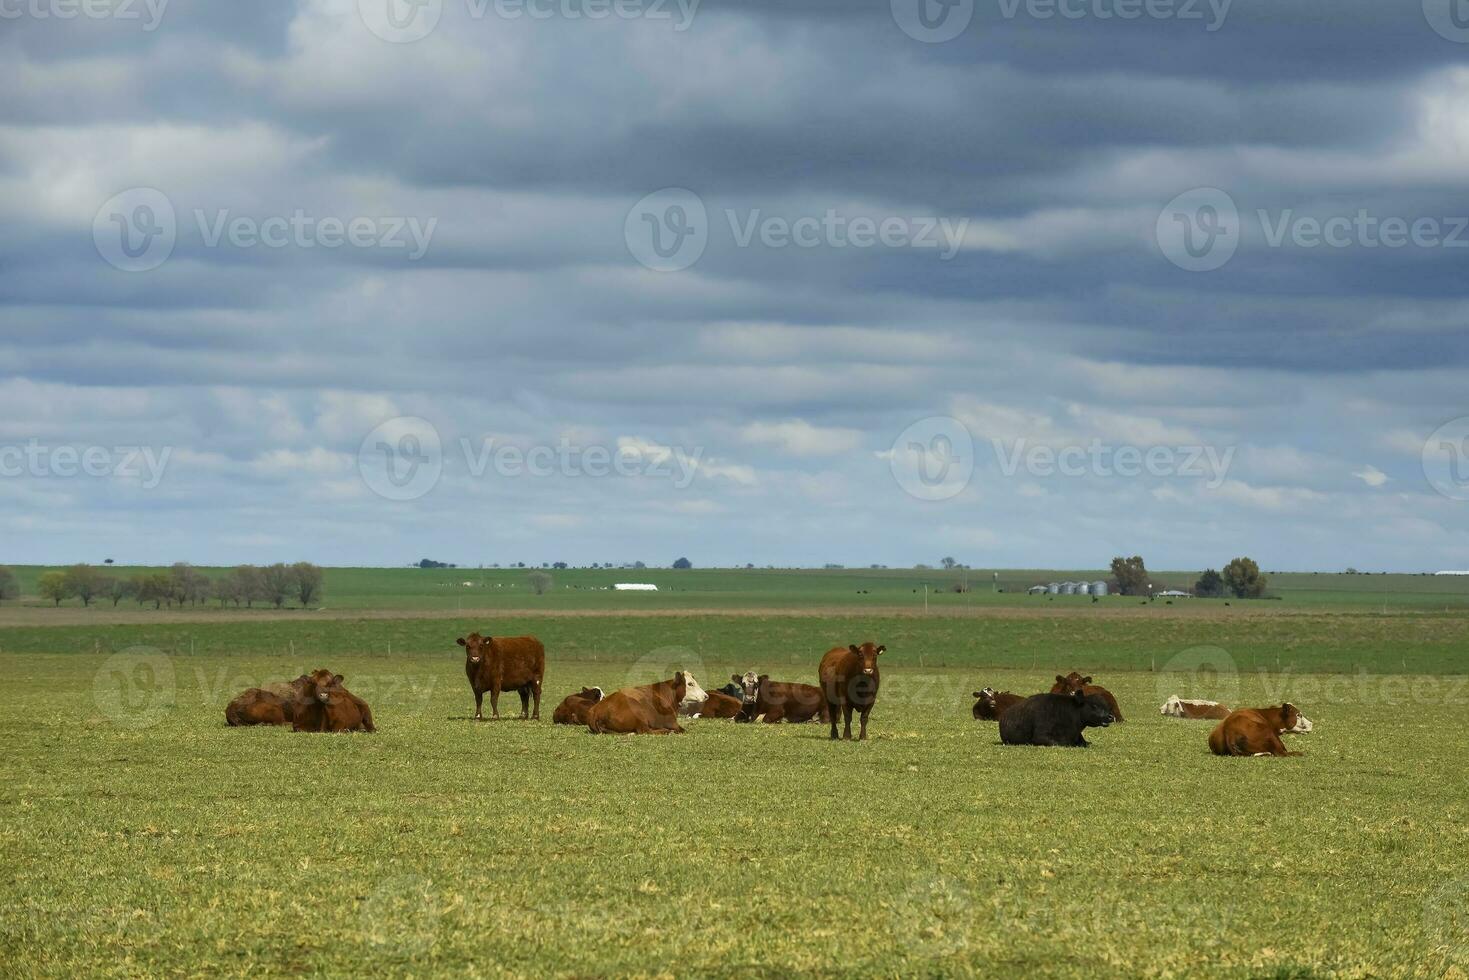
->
[676,672,709,716]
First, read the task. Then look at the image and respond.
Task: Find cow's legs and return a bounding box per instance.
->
[828,701,840,740]
[858,707,870,741]
[473,689,484,721]
[842,704,854,740]
[763,705,785,724]
[489,684,501,719]
[518,687,530,719]
[531,680,542,721]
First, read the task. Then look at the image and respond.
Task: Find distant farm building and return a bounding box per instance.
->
[1156,589,1192,598]
[613,583,659,591]
[1027,585,1048,595]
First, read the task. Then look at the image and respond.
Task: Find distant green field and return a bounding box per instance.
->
[3,641,1465,977]
[7,564,1469,611]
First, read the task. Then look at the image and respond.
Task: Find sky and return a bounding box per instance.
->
[3,0,1469,571]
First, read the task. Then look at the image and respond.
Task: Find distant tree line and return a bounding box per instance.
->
[27,562,325,609]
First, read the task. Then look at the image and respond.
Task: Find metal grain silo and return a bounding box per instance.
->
[1090,580,1108,596]
[1061,582,1076,595]
[1047,582,1060,594]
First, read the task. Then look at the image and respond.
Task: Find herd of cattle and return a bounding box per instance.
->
[222,632,1315,755]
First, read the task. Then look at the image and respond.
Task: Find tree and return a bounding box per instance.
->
[292,562,324,607]
[941,556,958,569]
[0,566,18,604]
[170,563,211,607]
[527,570,553,595]
[259,563,294,609]
[104,575,134,607]
[1110,555,1150,596]
[133,572,170,609]
[230,565,264,608]
[38,571,73,607]
[672,557,693,570]
[63,563,106,606]
[1222,557,1268,598]
[1195,568,1225,598]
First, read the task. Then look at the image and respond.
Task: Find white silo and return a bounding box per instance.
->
[1090,580,1108,596]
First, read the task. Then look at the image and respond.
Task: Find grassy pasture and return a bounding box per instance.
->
[2,607,1468,977]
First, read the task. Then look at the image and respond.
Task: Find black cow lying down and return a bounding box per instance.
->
[999,690,1114,748]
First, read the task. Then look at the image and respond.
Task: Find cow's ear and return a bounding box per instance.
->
[973,691,983,698]
[456,637,466,647]
[876,645,886,655]
[334,674,344,684]
[1082,675,1093,685]
[758,674,770,683]
[1056,675,1066,685]
[849,644,860,655]
[732,674,742,683]
[1282,702,1295,712]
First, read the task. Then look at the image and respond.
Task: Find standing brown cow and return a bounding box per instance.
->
[819,642,884,741]
[225,674,310,726]
[458,632,546,721]
[291,670,375,733]
[586,673,688,735]
[1050,672,1124,722]
[1208,704,1309,757]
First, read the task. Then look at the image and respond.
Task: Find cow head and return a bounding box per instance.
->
[578,686,604,704]
[1052,671,1092,694]
[302,669,344,704]
[1075,689,1114,728]
[849,642,885,676]
[457,633,490,665]
[973,687,998,709]
[733,671,760,705]
[1278,702,1313,734]
[671,671,689,705]
[678,671,709,710]
[1160,695,1183,717]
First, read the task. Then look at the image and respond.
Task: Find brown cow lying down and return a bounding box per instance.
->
[681,690,743,719]
[1050,672,1124,722]
[1160,696,1231,720]
[586,673,687,735]
[733,672,829,723]
[1208,703,1311,757]
[552,687,604,725]
[291,669,376,733]
[225,675,309,726]
[972,687,1024,721]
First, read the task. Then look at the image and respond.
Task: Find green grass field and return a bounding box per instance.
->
[3,575,1468,976]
